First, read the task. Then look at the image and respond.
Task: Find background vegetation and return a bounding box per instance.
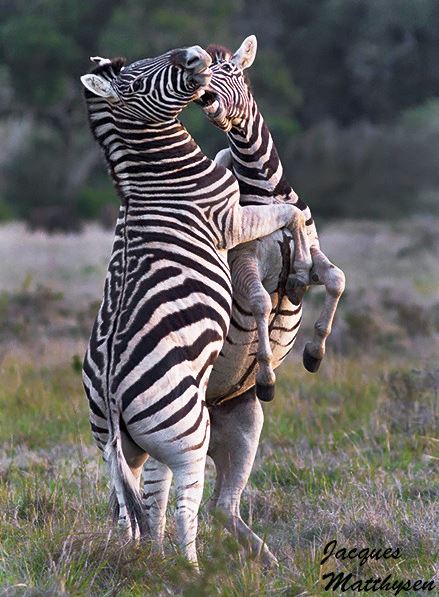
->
[1,0,439,228]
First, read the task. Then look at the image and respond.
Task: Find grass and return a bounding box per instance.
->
[0,218,438,594]
[0,355,437,596]
[0,362,89,448]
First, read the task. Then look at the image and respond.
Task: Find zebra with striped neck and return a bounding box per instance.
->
[81,47,312,567]
[200,36,346,377]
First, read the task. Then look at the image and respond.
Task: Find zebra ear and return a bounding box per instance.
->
[90,56,112,66]
[80,74,118,100]
[231,35,257,70]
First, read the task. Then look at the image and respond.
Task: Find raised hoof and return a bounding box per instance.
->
[256,383,275,402]
[286,276,308,305]
[303,344,322,373]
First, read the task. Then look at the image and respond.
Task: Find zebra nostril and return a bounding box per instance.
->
[186,55,199,67]
[183,47,212,71]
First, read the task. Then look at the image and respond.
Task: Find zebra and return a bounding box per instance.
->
[80,46,313,567]
[199,35,346,383]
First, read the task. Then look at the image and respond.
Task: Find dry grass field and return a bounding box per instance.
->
[0,219,438,596]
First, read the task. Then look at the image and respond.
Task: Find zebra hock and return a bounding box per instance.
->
[81,47,311,567]
[198,35,346,377]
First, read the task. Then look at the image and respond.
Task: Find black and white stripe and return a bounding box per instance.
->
[201,37,344,384]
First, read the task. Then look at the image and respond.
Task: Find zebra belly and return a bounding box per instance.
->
[206,229,302,404]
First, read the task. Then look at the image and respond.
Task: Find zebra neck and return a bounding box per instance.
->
[86,97,211,202]
[228,99,292,201]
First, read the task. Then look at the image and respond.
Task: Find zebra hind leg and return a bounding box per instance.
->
[143,459,173,553]
[207,390,278,568]
[171,454,208,569]
[303,247,346,372]
[231,246,276,402]
[159,407,211,569]
[250,286,276,402]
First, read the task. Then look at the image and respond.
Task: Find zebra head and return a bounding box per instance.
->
[80,47,212,123]
[196,36,257,132]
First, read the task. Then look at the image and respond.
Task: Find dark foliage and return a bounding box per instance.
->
[0,0,438,229]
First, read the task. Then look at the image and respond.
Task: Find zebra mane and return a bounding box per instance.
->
[206,44,233,63]
[82,57,127,203]
[90,57,126,79]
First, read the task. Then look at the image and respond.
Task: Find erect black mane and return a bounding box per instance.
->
[91,57,127,78]
[206,44,233,62]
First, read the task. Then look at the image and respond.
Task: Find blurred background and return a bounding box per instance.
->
[0,0,438,359]
[1,0,439,228]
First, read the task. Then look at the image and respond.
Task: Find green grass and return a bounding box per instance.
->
[0,356,437,595]
[0,361,90,449]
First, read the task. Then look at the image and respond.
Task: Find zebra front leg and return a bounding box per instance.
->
[284,207,312,306]
[230,203,312,305]
[208,388,278,568]
[303,247,346,372]
[230,246,276,401]
[143,459,173,553]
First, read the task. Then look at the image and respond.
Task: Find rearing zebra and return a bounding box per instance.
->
[199,36,346,381]
[80,46,312,566]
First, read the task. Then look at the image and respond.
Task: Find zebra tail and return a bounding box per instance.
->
[104,418,148,539]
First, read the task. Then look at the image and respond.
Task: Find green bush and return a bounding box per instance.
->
[283,100,439,218]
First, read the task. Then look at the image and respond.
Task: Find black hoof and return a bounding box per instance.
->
[256,383,275,402]
[286,276,308,305]
[303,345,322,373]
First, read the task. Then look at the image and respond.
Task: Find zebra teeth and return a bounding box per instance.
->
[205,100,220,115]
[194,90,218,108]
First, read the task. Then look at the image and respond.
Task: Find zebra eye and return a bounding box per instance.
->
[130,79,142,93]
[223,64,233,73]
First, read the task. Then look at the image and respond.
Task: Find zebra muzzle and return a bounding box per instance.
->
[190,67,212,86]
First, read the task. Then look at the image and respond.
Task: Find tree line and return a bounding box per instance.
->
[1,0,438,229]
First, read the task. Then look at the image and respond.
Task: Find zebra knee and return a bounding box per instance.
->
[328,265,346,297]
[250,288,272,323]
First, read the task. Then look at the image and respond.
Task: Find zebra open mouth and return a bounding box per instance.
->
[195,91,221,117]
